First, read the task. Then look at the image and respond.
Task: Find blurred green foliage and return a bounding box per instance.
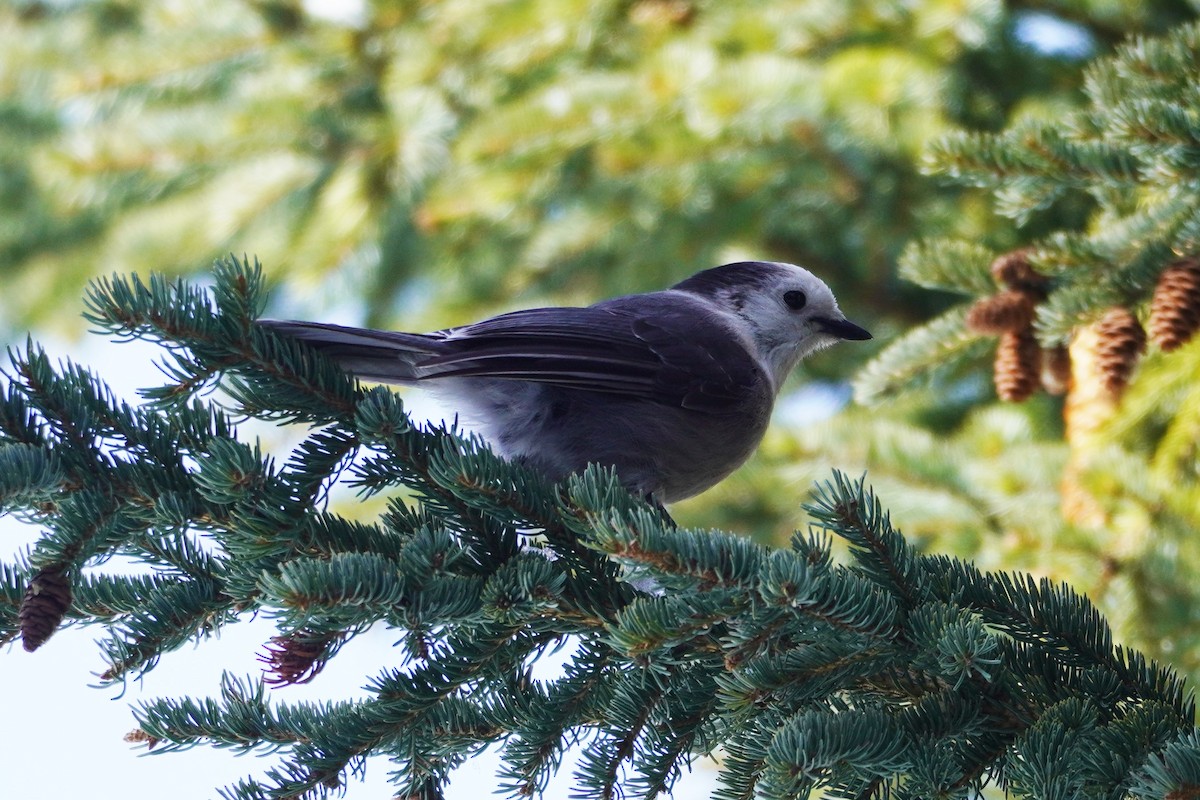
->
[7,0,1176,332]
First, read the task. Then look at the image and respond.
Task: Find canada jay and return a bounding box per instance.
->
[261,261,870,506]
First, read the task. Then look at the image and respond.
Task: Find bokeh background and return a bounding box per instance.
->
[3,1,1199,797]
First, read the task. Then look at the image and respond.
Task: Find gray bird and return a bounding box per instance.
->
[261,261,870,507]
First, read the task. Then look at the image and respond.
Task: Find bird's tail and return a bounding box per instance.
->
[258,320,440,384]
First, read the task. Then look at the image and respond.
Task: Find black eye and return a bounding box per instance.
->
[783,290,807,311]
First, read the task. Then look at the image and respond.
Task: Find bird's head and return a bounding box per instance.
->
[673,261,871,390]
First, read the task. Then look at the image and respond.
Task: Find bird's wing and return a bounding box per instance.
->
[415,298,765,412]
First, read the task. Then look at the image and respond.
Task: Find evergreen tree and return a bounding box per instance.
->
[7,4,1200,798]
[3,259,1200,799]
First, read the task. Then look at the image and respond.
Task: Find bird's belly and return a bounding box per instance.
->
[431,380,771,504]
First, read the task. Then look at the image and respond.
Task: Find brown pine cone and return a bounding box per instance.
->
[259,629,341,686]
[991,249,1050,297]
[965,290,1037,335]
[19,569,72,652]
[994,329,1041,402]
[1040,344,1072,396]
[1148,258,1200,352]
[1093,307,1146,396]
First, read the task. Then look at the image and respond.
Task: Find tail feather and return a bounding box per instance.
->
[259,320,439,384]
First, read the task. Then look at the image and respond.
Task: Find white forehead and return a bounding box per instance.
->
[673,261,838,308]
[756,261,834,292]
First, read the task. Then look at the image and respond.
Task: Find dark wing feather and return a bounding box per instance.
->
[414,298,765,412]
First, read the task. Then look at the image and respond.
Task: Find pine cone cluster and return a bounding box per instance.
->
[967,249,1065,402]
[19,569,72,652]
[1148,258,1200,351]
[1092,307,1146,396]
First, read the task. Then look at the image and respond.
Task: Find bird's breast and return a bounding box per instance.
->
[426,378,774,504]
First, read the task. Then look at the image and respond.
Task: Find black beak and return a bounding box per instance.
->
[818,317,872,341]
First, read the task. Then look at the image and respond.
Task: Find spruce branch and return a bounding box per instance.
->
[3,263,1198,798]
[805,471,925,611]
[854,306,992,403]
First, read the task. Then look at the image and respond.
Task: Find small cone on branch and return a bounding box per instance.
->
[19,569,72,652]
[965,289,1037,335]
[1040,344,1072,396]
[260,629,341,686]
[1092,307,1146,396]
[124,729,160,749]
[993,328,1041,402]
[990,249,1050,297]
[1148,258,1200,352]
